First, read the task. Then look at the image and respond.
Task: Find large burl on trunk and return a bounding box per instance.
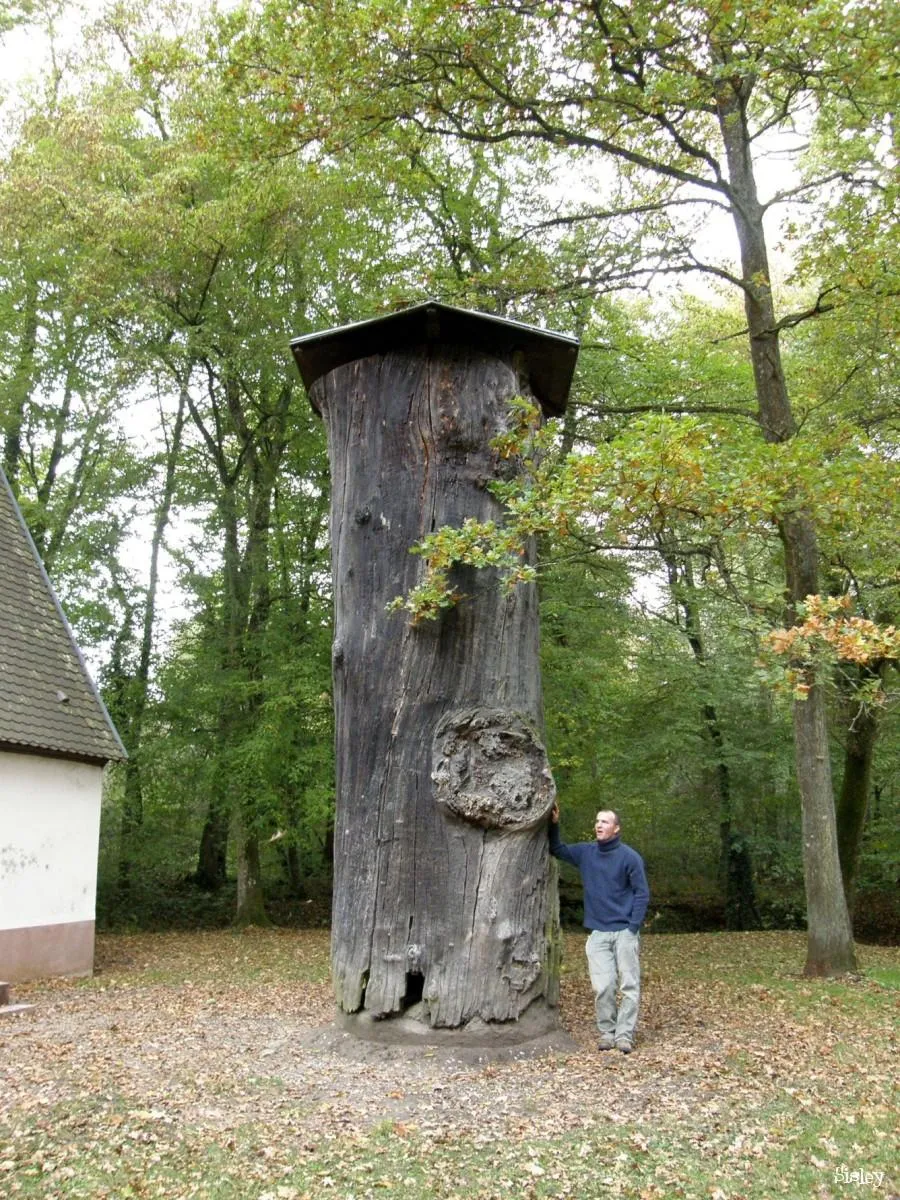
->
[294,303,578,1045]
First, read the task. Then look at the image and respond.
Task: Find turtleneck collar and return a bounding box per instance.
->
[596,834,621,852]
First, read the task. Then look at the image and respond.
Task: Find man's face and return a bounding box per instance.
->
[594,811,620,842]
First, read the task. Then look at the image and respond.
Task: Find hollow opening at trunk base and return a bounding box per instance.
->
[402,970,425,1010]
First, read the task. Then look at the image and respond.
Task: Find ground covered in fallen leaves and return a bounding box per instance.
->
[1,930,897,1199]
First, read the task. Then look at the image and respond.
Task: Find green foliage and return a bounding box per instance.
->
[0,0,897,941]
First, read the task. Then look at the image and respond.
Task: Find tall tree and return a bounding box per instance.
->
[0,0,340,918]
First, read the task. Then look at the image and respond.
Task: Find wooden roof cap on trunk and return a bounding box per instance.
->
[290,300,579,418]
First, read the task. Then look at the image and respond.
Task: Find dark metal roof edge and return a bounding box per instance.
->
[0,466,128,763]
[290,300,579,417]
[289,299,579,353]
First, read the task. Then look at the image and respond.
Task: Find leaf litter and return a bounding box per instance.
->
[1,929,896,1199]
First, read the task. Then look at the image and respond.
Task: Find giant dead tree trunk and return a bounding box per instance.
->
[294,302,577,1043]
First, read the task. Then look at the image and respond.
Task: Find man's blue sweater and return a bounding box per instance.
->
[549,825,650,934]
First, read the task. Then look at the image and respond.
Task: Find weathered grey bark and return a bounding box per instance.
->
[313,343,561,1039]
[793,680,855,972]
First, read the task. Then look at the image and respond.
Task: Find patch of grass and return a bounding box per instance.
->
[65,928,332,991]
[4,1098,895,1200]
[864,964,900,990]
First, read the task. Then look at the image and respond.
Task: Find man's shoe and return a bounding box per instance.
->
[598,1037,616,1051]
[615,1041,633,1054]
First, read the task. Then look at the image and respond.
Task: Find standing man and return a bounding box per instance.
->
[549,804,650,1053]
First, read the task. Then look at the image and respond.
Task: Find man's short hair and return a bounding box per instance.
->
[596,809,620,827]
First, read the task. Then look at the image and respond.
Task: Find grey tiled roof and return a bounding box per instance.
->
[0,467,126,764]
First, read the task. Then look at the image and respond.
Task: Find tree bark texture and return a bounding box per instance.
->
[780,511,857,975]
[794,684,857,974]
[312,344,560,1038]
[716,81,856,975]
[236,829,269,927]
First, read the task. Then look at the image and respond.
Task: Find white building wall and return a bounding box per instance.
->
[0,750,103,931]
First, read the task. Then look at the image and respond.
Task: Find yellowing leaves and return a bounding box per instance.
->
[762,594,899,700]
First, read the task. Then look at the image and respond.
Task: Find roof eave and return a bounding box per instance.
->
[290,300,579,418]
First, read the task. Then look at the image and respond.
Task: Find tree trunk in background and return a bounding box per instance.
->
[312,340,561,1041]
[716,81,856,975]
[236,828,269,926]
[119,387,188,896]
[195,797,229,891]
[192,478,246,895]
[836,668,882,915]
[664,550,760,930]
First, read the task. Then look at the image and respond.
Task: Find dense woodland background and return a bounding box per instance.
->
[1,0,896,948]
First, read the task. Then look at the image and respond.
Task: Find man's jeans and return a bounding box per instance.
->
[585,929,641,1046]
